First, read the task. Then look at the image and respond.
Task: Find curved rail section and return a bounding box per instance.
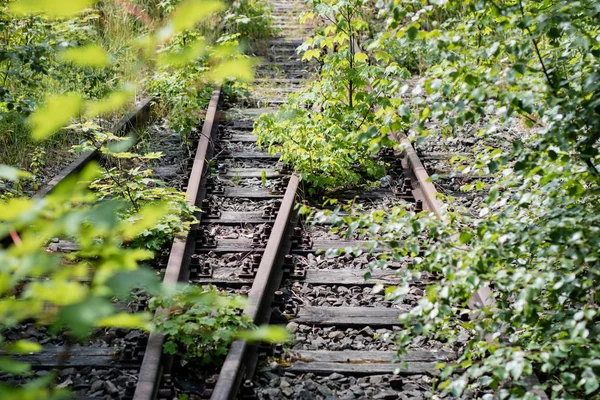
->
[399,135,549,399]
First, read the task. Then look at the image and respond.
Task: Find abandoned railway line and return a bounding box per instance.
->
[0,1,550,400]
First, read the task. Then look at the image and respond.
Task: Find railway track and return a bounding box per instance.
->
[3,1,515,399]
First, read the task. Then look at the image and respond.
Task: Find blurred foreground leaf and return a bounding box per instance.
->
[9,0,95,17]
[60,45,110,68]
[29,93,82,141]
[237,325,289,343]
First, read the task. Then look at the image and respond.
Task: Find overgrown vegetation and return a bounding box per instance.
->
[294,0,600,398]
[72,128,198,251]
[150,285,254,364]
[255,0,404,192]
[0,0,278,398]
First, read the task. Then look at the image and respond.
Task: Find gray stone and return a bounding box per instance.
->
[297,388,315,400]
[90,379,103,393]
[349,385,364,395]
[328,331,344,339]
[264,388,281,399]
[318,385,333,396]
[341,391,356,400]
[328,373,344,380]
[104,381,119,395]
[373,389,400,399]
[287,322,299,333]
[280,379,291,389]
[281,387,294,397]
[304,379,318,391]
[370,375,385,384]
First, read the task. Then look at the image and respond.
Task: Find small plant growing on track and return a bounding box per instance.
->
[254,0,407,192]
[72,128,198,251]
[92,164,197,251]
[150,285,288,364]
[150,286,254,364]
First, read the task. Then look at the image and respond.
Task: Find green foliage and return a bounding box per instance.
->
[255,0,405,192]
[313,0,600,398]
[222,0,274,42]
[71,128,198,251]
[0,1,268,397]
[0,164,164,398]
[150,285,289,363]
[150,285,254,364]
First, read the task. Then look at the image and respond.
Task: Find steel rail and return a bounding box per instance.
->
[133,87,222,400]
[210,174,300,400]
[33,96,155,198]
[399,134,549,399]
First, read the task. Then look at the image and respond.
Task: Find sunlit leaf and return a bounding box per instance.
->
[0,357,31,374]
[57,296,115,338]
[0,166,32,181]
[207,58,254,83]
[237,325,289,343]
[122,204,170,240]
[9,0,95,17]
[4,341,42,354]
[157,40,207,67]
[354,52,368,63]
[160,0,224,38]
[96,312,151,330]
[0,198,34,222]
[105,269,162,299]
[85,88,135,118]
[60,44,110,67]
[302,49,321,61]
[105,136,136,154]
[29,93,82,141]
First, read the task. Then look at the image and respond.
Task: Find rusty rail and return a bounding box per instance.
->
[400,134,549,399]
[133,87,222,400]
[209,174,299,400]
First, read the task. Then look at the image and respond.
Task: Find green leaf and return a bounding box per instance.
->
[0,357,31,374]
[163,341,178,355]
[85,89,135,118]
[207,58,254,83]
[354,53,369,63]
[302,49,321,61]
[0,166,32,181]
[3,341,42,354]
[406,26,419,41]
[57,296,115,338]
[164,0,224,36]
[157,40,207,67]
[104,269,162,299]
[237,325,289,343]
[60,45,110,68]
[96,312,151,330]
[459,232,472,244]
[585,377,599,394]
[9,0,95,17]
[29,93,82,141]
[488,160,499,172]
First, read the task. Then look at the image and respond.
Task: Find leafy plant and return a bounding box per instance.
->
[0,1,260,397]
[150,285,254,364]
[71,128,198,251]
[312,0,600,398]
[255,0,405,192]
[0,163,164,399]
